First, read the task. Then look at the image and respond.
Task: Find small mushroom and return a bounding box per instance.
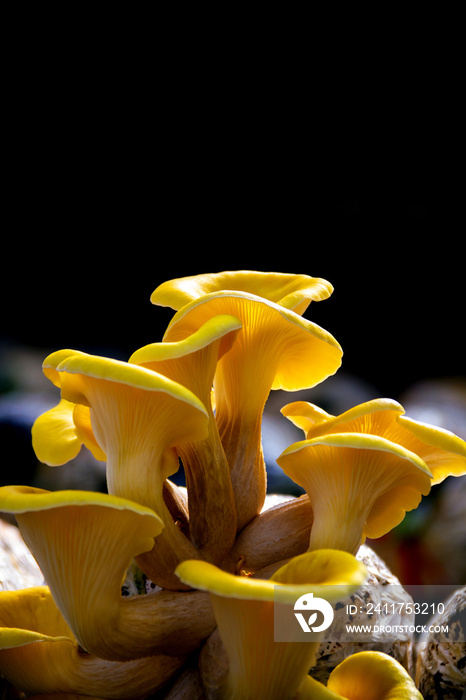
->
[32,397,88,466]
[32,349,106,465]
[176,549,367,700]
[129,314,242,563]
[150,269,334,316]
[276,433,432,555]
[281,397,466,485]
[0,486,216,661]
[158,290,342,532]
[302,651,423,699]
[0,585,186,698]
[53,351,211,589]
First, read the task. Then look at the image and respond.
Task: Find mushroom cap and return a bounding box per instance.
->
[151,270,334,315]
[0,484,162,522]
[0,586,185,697]
[325,650,424,699]
[32,398,85,466]
[0,586,76,695]
[55,351,209,487]
[32,398,106,466]
[176,549,367,605]
[0,586,74,647]
[281,398,466,485]
[281,398,404,436]
[32,350,107,466]
[129,314,242,410]
[0,485,163,658]
[130,314,242,367]
[163,290,343,393]
[277,433,432,550]
[396,413,466,485]
[56,352,208,414]
[54,353,209,466]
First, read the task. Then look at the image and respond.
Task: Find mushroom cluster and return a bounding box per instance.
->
[1,270,465,699]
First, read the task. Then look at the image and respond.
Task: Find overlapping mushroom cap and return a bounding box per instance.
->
[176,550,367,700]
[150,269,334,315]
[281,397,466,485]
[157,288,342,532]
[0,586,185,698]
[0,485,216,661]
[277,434,432,555]
[32,349,106,465]
[301,651,423,699]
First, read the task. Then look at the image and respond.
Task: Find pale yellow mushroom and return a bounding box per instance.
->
[176,550,367,700]
[158,290,342,532]
[150,269,334,316]
[281,397,466,485]
[129,314,242,563]
[277,433,432,555]
[32,350,106,465]
[53,351,210,589]
[0,586,185,698]
[0,486,216,661]
[301,651,423,699]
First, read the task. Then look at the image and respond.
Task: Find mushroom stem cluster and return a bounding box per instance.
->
[1,270,465,699]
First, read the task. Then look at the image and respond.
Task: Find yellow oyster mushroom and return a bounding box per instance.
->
[176,550,367,700]
[32,349,106,465]
[0,586,185,698]
[32,397,86,466]
[54,351,210,589]
[277,433,432,555]
[150,269,334,316]
[129,315,242,564]
[159,290,342,532]
[0,486,216,661]
[282,397,466,485]
[302,651,423,699]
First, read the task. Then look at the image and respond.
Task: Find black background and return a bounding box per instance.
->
[3,177,463,402]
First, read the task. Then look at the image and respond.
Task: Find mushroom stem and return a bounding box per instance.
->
[308,502,366,556]
[209,596,320,700]
[104,443,201,590]
[214,404,267,534]
[222,495,313,574]
[176,420,237,562]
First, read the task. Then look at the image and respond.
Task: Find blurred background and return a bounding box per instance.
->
[1,52,464,589]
